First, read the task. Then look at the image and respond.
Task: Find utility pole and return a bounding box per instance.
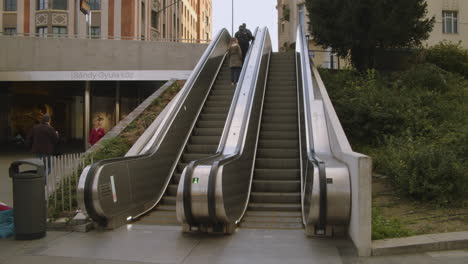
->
[232,0,234,35]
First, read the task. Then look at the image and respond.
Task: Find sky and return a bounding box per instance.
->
[212,0,279,51]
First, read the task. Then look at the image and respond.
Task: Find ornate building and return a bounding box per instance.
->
[0,0,212,42]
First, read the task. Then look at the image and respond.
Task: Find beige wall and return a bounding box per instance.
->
[425,0,468,48]
[0,36,207,71]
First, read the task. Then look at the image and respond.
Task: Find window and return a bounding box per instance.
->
[37,0,48,10]
[36,26,48,37]
[3,28,16,35]
[442,11,458,34]
[281,23,285,33]
[4,0,16,11]
[52,0,67,10]
[91,26,100,39]
[89,0,100,10]
[151,11,159,29]
[52,26,67,37]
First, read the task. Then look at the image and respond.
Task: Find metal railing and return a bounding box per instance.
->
[44,153,87,216]
[0,32,211,43]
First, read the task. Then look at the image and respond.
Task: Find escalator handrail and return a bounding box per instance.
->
[182,28,269,225]
[295,24,328,230]
[79,28,231,225]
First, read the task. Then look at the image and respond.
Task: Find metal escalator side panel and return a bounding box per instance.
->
[80,29,232,228]
[177,28,260,227]
[177,28,272,227]
[216,34,272,223]
[295,22,352,231]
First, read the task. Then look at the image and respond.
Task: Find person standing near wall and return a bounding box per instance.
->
[229,38,243,86]
[27,114,59,171]
[89,117,105,146]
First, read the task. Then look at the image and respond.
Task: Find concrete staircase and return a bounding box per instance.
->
[240,52,303,230]
[138,60,235,226]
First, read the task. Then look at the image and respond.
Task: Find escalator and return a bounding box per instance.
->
[137,61,234,225]
[240,52,302,230]
[178,25,355,236]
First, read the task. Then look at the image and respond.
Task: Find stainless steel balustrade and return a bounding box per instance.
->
[77,29,231,229]
[295,24,351,234]
[176,28,272,232]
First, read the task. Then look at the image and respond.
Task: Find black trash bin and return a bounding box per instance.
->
[9,159,47,240]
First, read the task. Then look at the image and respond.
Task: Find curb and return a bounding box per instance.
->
[372,231,468,256]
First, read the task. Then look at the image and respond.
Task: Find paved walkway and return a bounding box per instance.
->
[0,224,467,264]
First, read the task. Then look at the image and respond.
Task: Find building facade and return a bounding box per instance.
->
[0,0,212,42]
[425,0,467,48]
[277,0,467,68]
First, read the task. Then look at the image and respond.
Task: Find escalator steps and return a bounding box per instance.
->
[241,52,303,230]
[138,60,234,226]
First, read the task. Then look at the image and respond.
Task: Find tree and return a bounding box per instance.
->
[305,0,434,71]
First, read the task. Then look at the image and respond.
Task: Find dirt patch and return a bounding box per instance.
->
[373,175,468,236]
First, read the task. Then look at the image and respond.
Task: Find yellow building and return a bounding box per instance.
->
[0,0,212,42]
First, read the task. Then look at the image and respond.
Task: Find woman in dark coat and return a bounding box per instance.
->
[228,37,243,86]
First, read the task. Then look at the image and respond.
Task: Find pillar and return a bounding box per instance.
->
[84,81,91,150]
[115,81,120,124]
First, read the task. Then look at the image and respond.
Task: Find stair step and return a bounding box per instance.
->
[250,192,301,203]
[167,184,178,196]
[259,140,298,149]
[245,211,302,217]
[248,202,301,212]
[252,180,301,192]
[242,215,302,223]
[205,101,231,108]
[261,123,297,131]
[254,169,300,181]
[261,115,297,123]
[182,153,211,163]
[259,131,297,140]
[186,144,218,153]
[264,96,297,104]
[212,89,235,96]
[262,109,297,115]
[161,195,176,205]
[199,113,227,121]
[190,136,221,144]
[173,173,182,183]
[197,120,226,128]
[266,90,297,97]
[263,102,297,110]
[203,106,230,114]
[257,148,299,159]
[155,204,176,211]
[176,162,188,173]
[194,127,223,136]
[239,221,303,229]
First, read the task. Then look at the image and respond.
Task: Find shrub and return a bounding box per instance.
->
[320,61,467,205]
[373,136,468,205]
[422,42,468,78]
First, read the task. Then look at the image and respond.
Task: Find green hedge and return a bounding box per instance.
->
[320,50,468,205]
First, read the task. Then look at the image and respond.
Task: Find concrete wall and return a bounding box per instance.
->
[0,36,208,71]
